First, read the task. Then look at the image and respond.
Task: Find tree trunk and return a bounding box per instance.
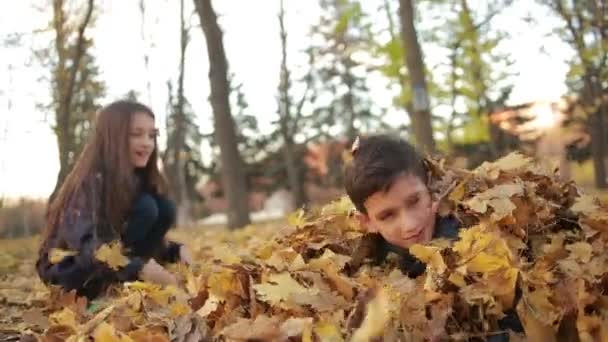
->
[174,0,192,225]
[586,81,607,188]
[398,0,435,154]
[278,0,306,208]
[193,0,250,228]
[139,0,153,105]
[460,0,499,159]
[50,0,95,200]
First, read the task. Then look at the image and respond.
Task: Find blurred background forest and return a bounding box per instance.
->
[0,0,606,237]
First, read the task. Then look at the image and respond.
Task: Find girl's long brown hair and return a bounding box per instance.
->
[43,100,167,243]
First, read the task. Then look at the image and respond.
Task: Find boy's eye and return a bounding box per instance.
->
[379,212,394,221]
[406,195,420,207]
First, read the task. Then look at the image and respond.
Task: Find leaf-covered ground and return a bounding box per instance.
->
[2,153,608,341]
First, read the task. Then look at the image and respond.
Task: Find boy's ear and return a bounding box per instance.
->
[356,212,377,233]
[431,200,439,215]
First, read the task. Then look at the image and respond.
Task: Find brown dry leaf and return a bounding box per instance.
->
[516,298,557,342]
[22,308,49,330]
[281,317,314,338]
[95,241,128,270]
[220,315,282,341]
[576,315,608,342]
[48,248,78,264]
[49,288,88,316]
[127,327,170,342]
[307,250,356,300]
[41,324,77,342]
[93,322,134,342]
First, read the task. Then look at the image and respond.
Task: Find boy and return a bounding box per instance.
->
[344,134,460,277]
[343,135,522,341]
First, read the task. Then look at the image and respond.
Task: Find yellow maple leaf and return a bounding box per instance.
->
[571,194,600,216]
[476,152,532,180]
[210,245,242,264]
[49,307,78,331]
[95,241,128,270]
[448,180,466,202]
[93,322,134,342]
[467,252,512,274]
[125,281,170,306]
[409,244,447,274]
[351,288,391,342]
[169,302,191,318]
[448,272,466,287]
[253,272,319,306]
[466,183,523,220]
[454,225,493,256]
[196,294,223,318]
[208,268,244,299]
[48,248,78,264]
[566,242,593,263]
[314,321,343,342]
[321,196,354,216]
[288,209,307,228]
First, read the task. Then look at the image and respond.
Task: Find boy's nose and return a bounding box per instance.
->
[396,212,417,237]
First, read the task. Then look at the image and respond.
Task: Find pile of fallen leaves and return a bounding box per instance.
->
[6,152,608,341]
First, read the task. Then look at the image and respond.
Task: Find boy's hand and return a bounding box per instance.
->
[140,259,178,286]
[179,245,193,265]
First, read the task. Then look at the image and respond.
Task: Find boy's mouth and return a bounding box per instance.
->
[403,228,424,242]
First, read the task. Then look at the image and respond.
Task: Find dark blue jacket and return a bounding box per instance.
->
[36,173,180,299]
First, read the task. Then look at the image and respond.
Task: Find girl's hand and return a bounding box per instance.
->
[179,245,193,265]
[140,259,178,286]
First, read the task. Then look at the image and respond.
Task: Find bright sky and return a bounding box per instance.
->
[0,0,573,199]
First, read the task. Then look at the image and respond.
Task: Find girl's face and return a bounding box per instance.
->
[128,112,157,168]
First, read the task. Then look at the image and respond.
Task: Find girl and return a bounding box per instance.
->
[37,100,191,299]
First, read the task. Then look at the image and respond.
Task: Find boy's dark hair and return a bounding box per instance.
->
[344,135,427,214]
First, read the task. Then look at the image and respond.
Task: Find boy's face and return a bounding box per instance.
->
[358,173,438,249]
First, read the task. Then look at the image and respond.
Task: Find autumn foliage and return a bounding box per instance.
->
[5,153,608,341]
